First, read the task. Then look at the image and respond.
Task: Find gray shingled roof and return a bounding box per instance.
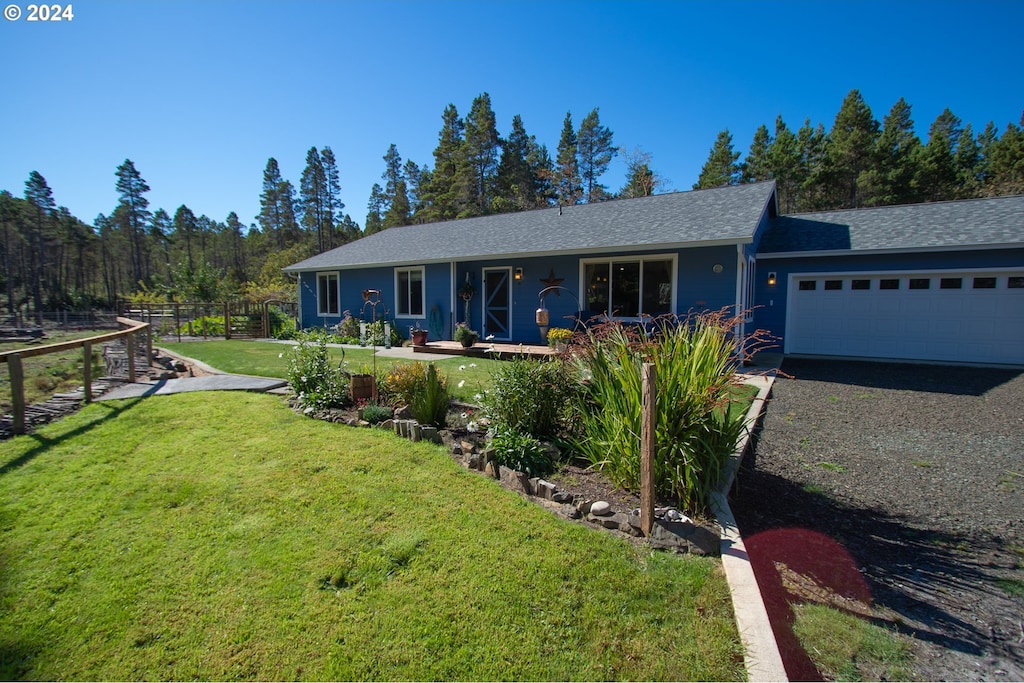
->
[759,194,1024,254]
[284,182,777,272]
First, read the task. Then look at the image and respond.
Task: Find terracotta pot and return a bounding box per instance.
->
[411,330,428,346]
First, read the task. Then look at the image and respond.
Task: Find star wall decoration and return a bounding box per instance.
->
[540,268,564,294]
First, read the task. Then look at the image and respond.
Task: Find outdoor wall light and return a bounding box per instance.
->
[514,267,523,281]
[767,272,777,286]
[712,263,723,274]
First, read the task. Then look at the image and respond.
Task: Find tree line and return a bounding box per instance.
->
[694,89,1024,212]
[1,89,1020,321]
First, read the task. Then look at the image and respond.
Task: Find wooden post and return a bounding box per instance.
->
[126,331,136,382]
[224,302,231,340]
[640,362,656,537]
[175,303,181,343]
[83,341,93,403]
[9,353,25,436]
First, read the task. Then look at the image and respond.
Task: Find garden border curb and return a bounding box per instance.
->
[713,370,789,682]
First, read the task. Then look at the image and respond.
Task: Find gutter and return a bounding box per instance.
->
[713,369,789,682]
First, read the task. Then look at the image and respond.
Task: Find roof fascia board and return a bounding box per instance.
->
[756,242,1024,260]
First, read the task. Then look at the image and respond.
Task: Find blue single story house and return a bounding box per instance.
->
[283,182,1024,366]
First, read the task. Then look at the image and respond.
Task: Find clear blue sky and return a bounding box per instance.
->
[2,0,1022,230]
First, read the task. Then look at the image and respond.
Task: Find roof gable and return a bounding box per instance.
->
[760,194,1024,255]
[284,182,777,272]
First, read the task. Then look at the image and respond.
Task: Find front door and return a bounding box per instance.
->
[482,267,511,341]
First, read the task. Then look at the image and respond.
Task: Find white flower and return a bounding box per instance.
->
[466,421,479,433]
[468,363,477,368]
[458,380,465,388]
[460,412,468,419]
[278,352,283,358]
[474,393,483,401]
[459,364,466,371]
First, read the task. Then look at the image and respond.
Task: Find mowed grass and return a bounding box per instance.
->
[160,340,498,402]
[0,392,744,681]
[0,331,106,410]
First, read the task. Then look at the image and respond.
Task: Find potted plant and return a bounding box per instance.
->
[458,282,476,301]
[410,324,429,346]
[547,327,572,352]
[454,322,479,348]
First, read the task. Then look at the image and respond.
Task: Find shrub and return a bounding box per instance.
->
[568,310,749,513]
[483,357,577,439]
[337,311,361,339]
[268,307,297,339]
[381,361,448,408]
[285,338,350,412]
[490,426,554,477]
[361,403,393,425]
[410,363,449,428]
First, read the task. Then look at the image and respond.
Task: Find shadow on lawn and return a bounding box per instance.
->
[730,459,1011,681]
[0,397,146,477]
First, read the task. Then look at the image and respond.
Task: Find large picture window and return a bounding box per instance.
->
[396,267,425,317]
[584,257,674,318]
[317,273,339,316]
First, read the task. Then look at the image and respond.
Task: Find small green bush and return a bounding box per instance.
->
[380,361,448,408]
[490,426,553,477]
[483,357,577,439]
[410,363,449,428]
[360,403,393,425]
[285,338,350,412]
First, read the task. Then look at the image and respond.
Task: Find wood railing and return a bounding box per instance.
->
[0,317,151,435]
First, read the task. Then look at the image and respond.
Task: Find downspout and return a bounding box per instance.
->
[735,244,746,351]
[450,260,456,339]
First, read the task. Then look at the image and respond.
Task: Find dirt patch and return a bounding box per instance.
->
[731,358,1024,681]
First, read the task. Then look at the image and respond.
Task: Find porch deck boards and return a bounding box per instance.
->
[413,340,556,360]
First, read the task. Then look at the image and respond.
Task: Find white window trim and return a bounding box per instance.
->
[316,272,340,316]
[394,265,426,319]
[579,253,678,320]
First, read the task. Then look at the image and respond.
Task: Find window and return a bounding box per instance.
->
[940,278,962,289]
[584,257,673,318]
[851,279,870,290]
[879,279,899,290]
[909,278,930,290]
[973,277,996,289]
[798,280,817,291]
[317,273,339,316]
[824,280,843,291]
[395,267,424,316]
[1009,277,1024,289]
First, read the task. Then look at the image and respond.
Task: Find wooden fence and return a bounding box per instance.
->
[118,301,297,342]
[0,317,150,436]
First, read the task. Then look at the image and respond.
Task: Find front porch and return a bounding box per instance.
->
[413,340,556,361]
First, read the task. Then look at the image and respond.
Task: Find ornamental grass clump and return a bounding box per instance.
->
[285,337,350,412]
[569,310,748,513]
[410,363,449,428]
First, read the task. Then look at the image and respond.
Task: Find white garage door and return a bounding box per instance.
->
[786,271,1024,364]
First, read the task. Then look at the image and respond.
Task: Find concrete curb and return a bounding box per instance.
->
[713,370,789,682]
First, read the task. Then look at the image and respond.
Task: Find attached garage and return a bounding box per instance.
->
[785,269,1024,364]
[754,195,1024,367]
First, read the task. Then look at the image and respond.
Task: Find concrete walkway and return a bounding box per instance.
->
[99,374,287,401]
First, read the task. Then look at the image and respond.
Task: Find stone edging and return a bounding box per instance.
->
[714,373,789,682]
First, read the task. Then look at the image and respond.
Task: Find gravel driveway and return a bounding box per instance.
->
[730,358,1024,681]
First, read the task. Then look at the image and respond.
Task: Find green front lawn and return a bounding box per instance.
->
[0,392,744,681]
[160,340,498,403]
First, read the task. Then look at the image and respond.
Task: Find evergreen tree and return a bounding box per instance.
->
[115,159,152,286]
[577,108,616,202]
[555,112,583,205]
[365,183,385,234]
[173,205,198,271]
[24,171,55,320]
[321,146,344,249]
[693,129,740,189]
[422,104,465,222]
[404,159,426,221]
[822,90,879,208]
[257,158,299,249]
[797,119,829,210]
[225,211,246,281]
[767,116,803,213]
[741,124,773,183]
[862,97,921,206]
[460,93,501,217]
[919,108,962,201]
[955,124,981,198]
[380,144,411,228]
[149,208,173,281]
[618,147,663,198]
[985,112,1024,196]
[495,114,538,212]
[300,146,328,251]
[528,141,556,208]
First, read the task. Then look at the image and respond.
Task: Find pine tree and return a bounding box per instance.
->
[797,119,828,210]
[365,183,385,234]
[258,158,288,249]
[577,108,616,202]
[555,112,582,205]
[379,144,411,228]
[955,124,980,198]
[767,116,803,212]
[321,146,344,249]
[863,97,921,206]
[741,124,773,183]
[24,171,55,321]
[822,90,879,208]
[149,208,173,281]
[460,93,501,217]
[693,129,740,189]
[985,112,1024,196]
[115,159,152,286]
[495,114,537,212]
[618,147,662,198]
[404,159,426,220]
[300,147,328,251]
[919,108,962,201]
[173,205,198,272]
[976,121,1000,190]
[422,104,465,222]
